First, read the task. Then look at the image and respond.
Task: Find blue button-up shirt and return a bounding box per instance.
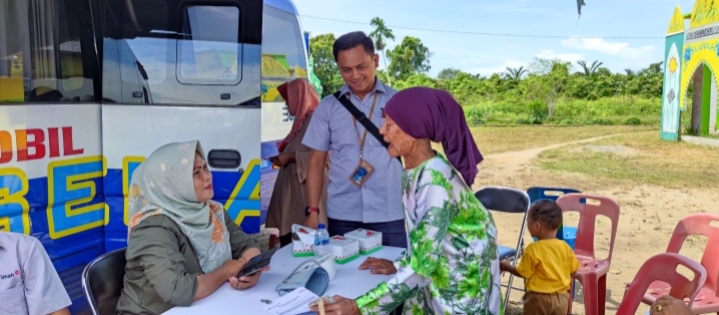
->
[302,80,404,223]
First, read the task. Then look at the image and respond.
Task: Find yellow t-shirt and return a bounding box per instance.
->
[516,239,580,294]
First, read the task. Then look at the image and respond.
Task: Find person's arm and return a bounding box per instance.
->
[270,152,296,167]
[194,266,238,301]
[354,169,452,314]
[513,245,537,280]
[221,206,261,260]
[20,237,72,315]
[304,149,328,228]
[500,259,525,279]
[300,101,331,229]
[220,207,268,290]
[48,308,71,315]
[128,220,243,305]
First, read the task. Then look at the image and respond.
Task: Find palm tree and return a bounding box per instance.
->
[369,17,395,86]
[577,60,603,77]
[624,68,635,77]
[647,61,663,75]
[503,66,527,81]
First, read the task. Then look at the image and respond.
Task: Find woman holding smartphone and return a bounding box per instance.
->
[266,79,329,246]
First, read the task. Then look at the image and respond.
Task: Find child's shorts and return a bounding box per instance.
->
[523,291,570,315]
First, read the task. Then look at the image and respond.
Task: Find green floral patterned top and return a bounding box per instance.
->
[355,154,503,315]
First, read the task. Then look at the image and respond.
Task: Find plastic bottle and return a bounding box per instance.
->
[314,223,330,257]
[313,223,336,280]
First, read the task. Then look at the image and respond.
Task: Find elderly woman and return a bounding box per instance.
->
[117,141,267,315]
[312,87,502,314]
[266,78,328,246]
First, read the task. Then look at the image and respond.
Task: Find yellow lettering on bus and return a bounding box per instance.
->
[0,167,30,234]
[46,156,107,239]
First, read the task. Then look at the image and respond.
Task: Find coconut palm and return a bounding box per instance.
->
[577,60,603,77]
[624,68,636,78]
[503,66,527,81]
[369,17,395,86]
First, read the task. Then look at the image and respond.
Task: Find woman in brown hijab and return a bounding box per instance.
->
[266,79,328,246]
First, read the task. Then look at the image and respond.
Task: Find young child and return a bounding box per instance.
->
[500,200,580,315]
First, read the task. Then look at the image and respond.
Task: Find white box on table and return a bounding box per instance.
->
[344,228,382,255]
[291,224,316,257]
[327,235,360,264]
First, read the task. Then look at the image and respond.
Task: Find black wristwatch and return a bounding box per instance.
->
[305,206,320,217]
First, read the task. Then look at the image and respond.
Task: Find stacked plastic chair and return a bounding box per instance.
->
[557,194,620,315]
[618,252,707,314]
[641,214,719,314]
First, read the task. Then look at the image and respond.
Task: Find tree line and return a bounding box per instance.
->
[308,17,664,126]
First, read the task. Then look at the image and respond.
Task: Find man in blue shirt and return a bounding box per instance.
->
[302,31,406,248]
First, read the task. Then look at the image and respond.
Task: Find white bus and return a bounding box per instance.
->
[0,0,306,312]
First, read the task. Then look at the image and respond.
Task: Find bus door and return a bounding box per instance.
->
[100,0,264,252]
[0,0,102,313]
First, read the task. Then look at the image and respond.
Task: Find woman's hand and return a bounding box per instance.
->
[228,265,270,290]
[359,257,397,275]
[220,258,247,277]
[309,295,360,315]
[270,152,295,167]
[650,295,694,315]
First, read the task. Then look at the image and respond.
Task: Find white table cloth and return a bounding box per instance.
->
[163,245,404,314]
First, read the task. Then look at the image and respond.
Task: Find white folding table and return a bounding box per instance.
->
[163,245,404,314]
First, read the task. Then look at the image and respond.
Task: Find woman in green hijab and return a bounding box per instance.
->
[117,141,267,315]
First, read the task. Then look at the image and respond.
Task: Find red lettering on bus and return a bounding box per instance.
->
[48,127,61,158]
[16,129,45,161]
[0,131,11,163]
[0,126,84,164]
[62,127,84,155]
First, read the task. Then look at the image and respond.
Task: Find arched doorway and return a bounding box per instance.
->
[681,62,719,137]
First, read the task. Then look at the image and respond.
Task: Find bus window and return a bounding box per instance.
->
[261,4,307,102]
[0,0,97,103]
[103,0,261,106]
[177,5,242,85]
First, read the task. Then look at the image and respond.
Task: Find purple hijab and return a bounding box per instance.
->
[384,87,483,186]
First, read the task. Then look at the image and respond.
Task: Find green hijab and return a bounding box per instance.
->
[127,140,232,274]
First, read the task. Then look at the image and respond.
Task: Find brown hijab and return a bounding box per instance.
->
[276,79,319,153]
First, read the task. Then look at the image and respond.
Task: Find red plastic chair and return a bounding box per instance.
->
[557,194,620,315]
[641,214,719,314]
[618,253,707,315]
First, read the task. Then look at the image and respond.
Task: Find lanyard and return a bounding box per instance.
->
[351,93,379,159]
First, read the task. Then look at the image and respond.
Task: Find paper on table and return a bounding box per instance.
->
[263,287,319,315]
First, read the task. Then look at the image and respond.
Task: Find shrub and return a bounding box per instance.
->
[515,117,532,125]
[589,118,614,125]
[466,107,485,126]
[527,100,547,125]
[622,117,642,126]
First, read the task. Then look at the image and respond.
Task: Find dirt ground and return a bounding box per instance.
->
[471,134,718,315]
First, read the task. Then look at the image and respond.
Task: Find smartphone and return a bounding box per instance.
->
[268,156,280,169]
[236,246,279,278]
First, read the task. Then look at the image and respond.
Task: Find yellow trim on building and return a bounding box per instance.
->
[668,6,685,35]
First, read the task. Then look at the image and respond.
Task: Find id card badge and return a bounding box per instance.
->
[350,159,374,187]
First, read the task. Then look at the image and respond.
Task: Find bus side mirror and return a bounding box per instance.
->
[207,149,241,169]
